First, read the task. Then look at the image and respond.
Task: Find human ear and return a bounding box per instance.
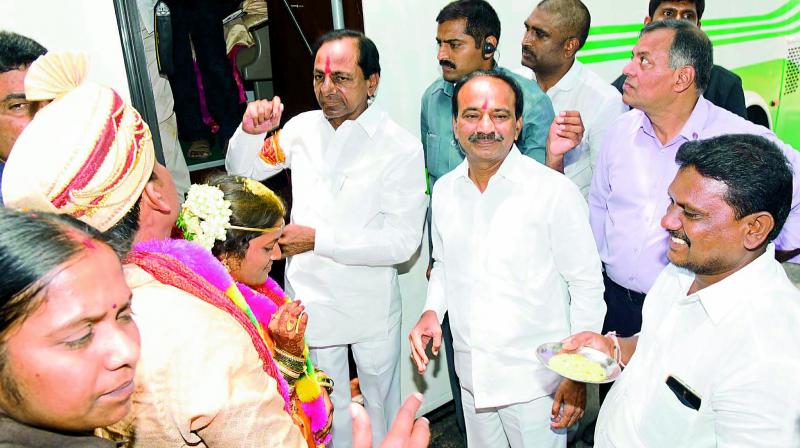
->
[674,66,696,93]
[367,73,380,97]
[142,180,172,215]
[564,37,580,58]
[742,212,774,250]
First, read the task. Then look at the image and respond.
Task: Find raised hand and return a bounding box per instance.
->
[545,110,585,173]
[242,97,284,135]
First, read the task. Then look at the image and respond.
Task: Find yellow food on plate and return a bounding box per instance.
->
[548,353,606,383]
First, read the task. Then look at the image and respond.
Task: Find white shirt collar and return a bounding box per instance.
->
[677,244,777,325]
[454,145,525,184]
[323,103,383,138]
[515,59,582,94]
[549,59,583,93]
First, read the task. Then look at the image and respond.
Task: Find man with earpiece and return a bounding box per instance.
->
[419,0,556,443]
[422,0,555,188]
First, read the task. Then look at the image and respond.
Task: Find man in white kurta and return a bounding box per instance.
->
[515,0,626,198]
[563,134,800,447]
[225,31,427,447]
[410,71,605,447]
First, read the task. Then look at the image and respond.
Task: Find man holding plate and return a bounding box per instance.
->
[409,70,605,447]
[564,134,800,447]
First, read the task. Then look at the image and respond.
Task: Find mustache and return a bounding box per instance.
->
[468,132,504,143]
[668,230,691,247]
[439,59,456,70]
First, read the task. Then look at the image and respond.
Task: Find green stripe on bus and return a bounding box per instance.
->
[587,0,800,37]
[703,0,799,26]
[578,23,800,63]
[583,9,800,52]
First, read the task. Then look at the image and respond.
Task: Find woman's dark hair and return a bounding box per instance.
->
[0,208,103,403]
[208,175,286,262]
[675,134,793,242]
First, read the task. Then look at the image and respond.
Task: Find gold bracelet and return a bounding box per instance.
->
[274,349,306,372]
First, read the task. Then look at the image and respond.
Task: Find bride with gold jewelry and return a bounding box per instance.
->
[132,174,333,447]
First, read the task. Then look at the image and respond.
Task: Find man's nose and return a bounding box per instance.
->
[622,59,636,78]
[660,204,681,231]
[477,113,495,133]
[437,44,449,62]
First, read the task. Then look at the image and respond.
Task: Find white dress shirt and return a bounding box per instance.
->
[425,146,606,408]
[515,61,626,198]
[226,104,428,346]
[596,245,800,447]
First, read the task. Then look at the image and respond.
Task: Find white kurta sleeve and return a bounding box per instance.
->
[225,124,289,181]
[549,178,606,334]
[313,142,428,266]
[424,197,447,322]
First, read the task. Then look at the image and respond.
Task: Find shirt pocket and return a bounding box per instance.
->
[639,379,699,447]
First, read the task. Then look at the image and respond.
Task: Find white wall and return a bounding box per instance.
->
[0,0,131,100]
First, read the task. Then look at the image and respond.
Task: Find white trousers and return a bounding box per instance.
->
[461,388,566,448]
[140,23,191,201]
[310,320,401,448]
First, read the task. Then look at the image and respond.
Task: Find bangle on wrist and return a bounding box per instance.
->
[315,369,334,394]
[605,331,626,369]
[274,348,306,372]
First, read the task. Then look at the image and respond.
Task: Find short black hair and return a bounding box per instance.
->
[313,29,380,78]
[640,19,712,94]
[675,134,793,242]
[0,30,46,73]
[436,0,501,49]
[451,70,523,120]
[537,0,592,49]
[649,0,705,20]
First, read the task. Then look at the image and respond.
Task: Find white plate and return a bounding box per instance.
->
[536,342,621,384]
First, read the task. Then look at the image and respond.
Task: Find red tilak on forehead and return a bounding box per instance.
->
[325,55,331,75]
[481,98,489,111]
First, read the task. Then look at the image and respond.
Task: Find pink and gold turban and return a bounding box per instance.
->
[2,52,155,232]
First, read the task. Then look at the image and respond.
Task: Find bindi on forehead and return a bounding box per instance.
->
[481,98,489,111]
[325,55,331,75]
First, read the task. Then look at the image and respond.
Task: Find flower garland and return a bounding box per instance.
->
[176,181,281,251]
[176,184,232,250]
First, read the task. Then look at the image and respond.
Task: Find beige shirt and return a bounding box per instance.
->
[107,264,305,447]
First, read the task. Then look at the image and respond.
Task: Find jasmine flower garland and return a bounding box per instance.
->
[177,184,234,250]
